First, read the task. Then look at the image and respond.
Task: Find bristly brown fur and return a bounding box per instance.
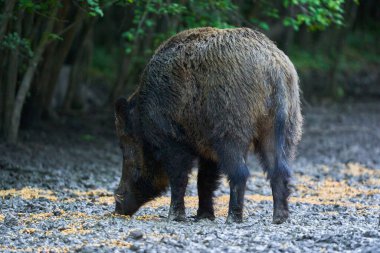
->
[138,27,302,161]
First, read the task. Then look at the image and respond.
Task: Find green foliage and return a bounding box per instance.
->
[340,28,380,68]
[181,0,237,28]
[283,0,346,30]
[85,0,104,17]
[244,0,351,32]
[335,86,345,98]
[87,0,361,98]
[91,46,118,81]
[0,32,33,58]
[81,134,95,141]
[290,46,332,70]
[18,0,104,17]
[290,27,380,72]
[2,0,370,103]
[0,0,108,61]
[47,33,63,41]
[120,0,237,56]
[18,0,61,13]
[108,0,239,90]
[250,18,270,31]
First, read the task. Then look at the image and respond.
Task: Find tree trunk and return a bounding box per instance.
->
[6,7,58,143]
[297,26,313,49]
[3,47,19,137]
[108,53,132,103]
[3,11,22,138]
[24,2,71,123]
[0,51,8,133]
[109,0,151,103]
[23,3,87,123]
[0,0,17,41]
[22,12,35,39]
[24,41,58,124]
[63,19,95,112]
[109,38,142,103]
[42,8,86,116]
[0,0,17,133]
[328,2,358,99]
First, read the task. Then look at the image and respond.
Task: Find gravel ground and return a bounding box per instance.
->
[1,101,379,252]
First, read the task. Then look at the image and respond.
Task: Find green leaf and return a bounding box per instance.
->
[48,33,63,41]
[81,134,95,142]
[145,19,154,28]
[125,46,133,55]
[336,86,345,98]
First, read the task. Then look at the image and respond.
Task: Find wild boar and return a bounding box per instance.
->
[114,27,302,224]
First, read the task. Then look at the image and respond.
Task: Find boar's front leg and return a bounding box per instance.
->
[196,158,221,220]
[215,141,250,223]
[161,145,195,222]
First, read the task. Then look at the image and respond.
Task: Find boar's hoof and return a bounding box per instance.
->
[167,212,186,222]
[226,213,243,224]
[272,210,289,224]
[194,210,215,221]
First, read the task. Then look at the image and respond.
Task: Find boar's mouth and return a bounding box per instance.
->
[114,192,141,216]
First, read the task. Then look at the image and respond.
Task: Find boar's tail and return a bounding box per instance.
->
[272,74,291,181]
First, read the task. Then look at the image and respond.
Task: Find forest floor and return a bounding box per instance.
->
[1,101,380,253]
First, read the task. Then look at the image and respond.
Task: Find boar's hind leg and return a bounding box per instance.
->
[161,145,195,222]
[215,142,250,223]
[196,158,220,220]
[257,126,291,224]
[259,147,291,224]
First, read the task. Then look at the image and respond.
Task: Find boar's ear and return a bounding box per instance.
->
[115,96,138,138]
[115,97,128,138]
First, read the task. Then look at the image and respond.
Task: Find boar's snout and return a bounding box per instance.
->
[114,192,140,216]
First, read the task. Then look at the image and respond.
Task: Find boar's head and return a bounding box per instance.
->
[113,97,168,216]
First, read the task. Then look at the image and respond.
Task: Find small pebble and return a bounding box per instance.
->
[129,229,144,240]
